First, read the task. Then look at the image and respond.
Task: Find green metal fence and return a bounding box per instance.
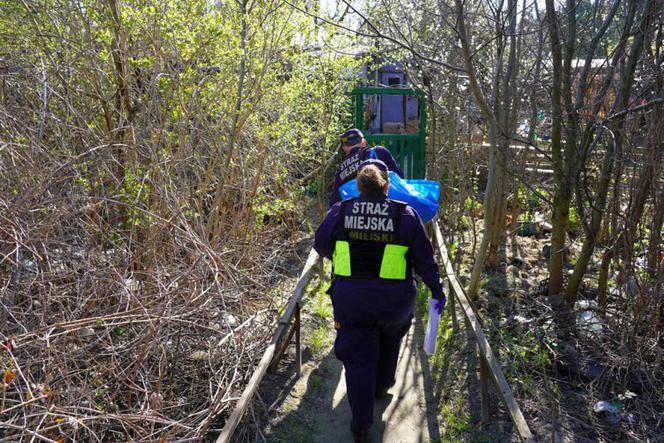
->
[352,87,427,179]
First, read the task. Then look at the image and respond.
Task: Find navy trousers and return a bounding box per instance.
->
[331,278,416,430]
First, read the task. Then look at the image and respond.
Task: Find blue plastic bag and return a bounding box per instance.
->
[338,171,440,223]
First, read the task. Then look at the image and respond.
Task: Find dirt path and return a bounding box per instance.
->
[318,324,436,442]
[260,307,441,443]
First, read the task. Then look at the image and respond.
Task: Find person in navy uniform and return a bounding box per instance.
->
[315,160,445,442]
[329,128,404,207]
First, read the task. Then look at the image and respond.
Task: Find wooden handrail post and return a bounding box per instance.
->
[295,303,302,377]
[448,279,458,332]
[479,347,490,424]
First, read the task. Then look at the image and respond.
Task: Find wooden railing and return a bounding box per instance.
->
[215,248,320,443]
[432,222,534,442]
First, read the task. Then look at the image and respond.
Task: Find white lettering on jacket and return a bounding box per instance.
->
[351,202,389,216]
[344,215,394,232]
[339,153,362,182]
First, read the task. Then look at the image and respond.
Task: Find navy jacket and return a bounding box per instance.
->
[329,146,404,207]
[315,194,444,301]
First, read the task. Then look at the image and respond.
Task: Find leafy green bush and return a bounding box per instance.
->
[463,197,482,212]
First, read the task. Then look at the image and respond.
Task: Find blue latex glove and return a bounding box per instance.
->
[434,296,446,315]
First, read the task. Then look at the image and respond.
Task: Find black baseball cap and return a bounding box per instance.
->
[340,128,364,146]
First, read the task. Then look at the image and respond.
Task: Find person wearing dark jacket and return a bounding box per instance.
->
[315,159,445,442]
[329,128,404,207]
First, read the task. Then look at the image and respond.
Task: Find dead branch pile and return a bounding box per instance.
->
[0,135,305,441]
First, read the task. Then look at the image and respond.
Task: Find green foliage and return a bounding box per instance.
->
[440,403,471,435]
[312,293,332,320]
[308,374,323,395]
[529,188,549,208]
[310,325,329,355]
[274,400,320,442]
[499,329,553,373]
[568,206,580,233]
[417,283,431,312]
[75,176,93,193]
[638,269,656,285]
[633,225,650,253]
[480,274,508,296]
[119,167,151,229]
[0,0,365,237]
[253,191,296,226]
[516,185,528,208]
[567,254,578,269]
[447,240,460,261]
[516,187,550,223]
[463,197,482,213]
[516,186,532,222]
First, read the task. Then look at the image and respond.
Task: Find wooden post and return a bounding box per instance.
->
[295,303,302,377]
[479,347,490,424]
[269,321,297,372]
[448,279,458,332]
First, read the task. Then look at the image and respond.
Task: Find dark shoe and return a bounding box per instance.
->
[351,427,371,443]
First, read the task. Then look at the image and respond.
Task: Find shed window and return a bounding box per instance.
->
[387,77,401,86]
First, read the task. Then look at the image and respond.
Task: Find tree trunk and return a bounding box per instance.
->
[205,0,250,241]
[565,131,615,302]
[488,0,519,270]
[528,2,544,144]
[597,248,613,308]
[455,0,502,299]
[486,146,507,269]
[545,0,568,295]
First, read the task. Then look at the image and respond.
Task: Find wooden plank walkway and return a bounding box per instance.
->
[314,321,432,442]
